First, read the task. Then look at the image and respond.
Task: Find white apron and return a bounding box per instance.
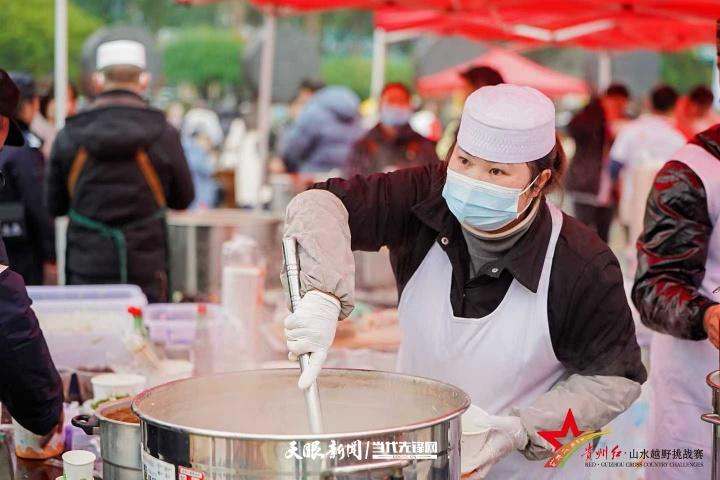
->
[396,203,588,479]
[646,143,720,480]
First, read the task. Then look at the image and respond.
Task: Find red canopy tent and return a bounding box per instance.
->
[374,6,718,51]
[177,0,720,164]
[417,48,589,98]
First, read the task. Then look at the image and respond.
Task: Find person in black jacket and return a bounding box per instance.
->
[565,84,630,242]
[347,82,438,176]
[0,72,55,285]
[0,68,64,437]
[47,40,194,302]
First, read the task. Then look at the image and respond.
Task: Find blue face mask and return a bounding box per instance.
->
[442,168,539,231]
[379,106,412,127]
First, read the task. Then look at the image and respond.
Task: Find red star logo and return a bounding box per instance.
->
[538,409,585,451]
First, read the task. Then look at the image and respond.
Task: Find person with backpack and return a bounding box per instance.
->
[47,40,194,302]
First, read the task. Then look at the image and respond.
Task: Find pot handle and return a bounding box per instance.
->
[71,414,100,435]
[702,413,720,426]
[320,459,409,479]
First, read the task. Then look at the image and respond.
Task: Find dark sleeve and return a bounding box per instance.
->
[552,247,647,383]
[46,129,74,217]
[0,238,7,264]
[345,139,370,177]
[0,269,63,435]
[158,125,194,210]
[313,164,435,251]
[631,160,716,340]
[419,138,440,166]
[12,149,55,261]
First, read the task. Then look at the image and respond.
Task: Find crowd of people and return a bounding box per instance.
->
[1,35,719,478]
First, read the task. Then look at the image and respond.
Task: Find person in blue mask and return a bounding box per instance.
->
[281,84,646,479]
[346,83,438,176]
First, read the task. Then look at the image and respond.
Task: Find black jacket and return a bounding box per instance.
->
[0,145,55,285]
[0,238,63,435]
[565,98,608,197]
[314,163,646,382]
[47,90,194,302]
[347,124,439,177]
[632,126,720,339]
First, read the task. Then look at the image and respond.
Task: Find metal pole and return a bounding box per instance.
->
[282,237,324,435]
[597,51,612,94]
[54,0,68,129]
[257,11,276,179]
[54,0,69,286]
[370,27,387,104]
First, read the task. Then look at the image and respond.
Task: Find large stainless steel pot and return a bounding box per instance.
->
[702,370,720,480]
[72,398,141,480]
[133,369,470,479]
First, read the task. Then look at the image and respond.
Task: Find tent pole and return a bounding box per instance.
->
[54,0,68,129]
[256,9,276,207]
[598,51,612,93]
[370,27,387,103]
[55,0,69,286]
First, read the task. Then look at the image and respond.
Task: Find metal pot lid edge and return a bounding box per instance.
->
[131,368,471,441]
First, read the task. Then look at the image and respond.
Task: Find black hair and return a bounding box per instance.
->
[604,83,630,99]
[651,84,679,113]
[528,138,566,195]
[298,79,324,94]
[689,85,714,108]
[40,82,78,119]
[460,66,504,89]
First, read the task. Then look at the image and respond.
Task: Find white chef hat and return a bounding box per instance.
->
[96,40,147,71]
[457,84,556,163]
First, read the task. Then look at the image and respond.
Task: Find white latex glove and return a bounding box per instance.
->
[461,405,528,479]
[284,290,340,389]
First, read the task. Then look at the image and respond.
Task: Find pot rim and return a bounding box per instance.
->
[132,368,471,441]
[95,397,141,427]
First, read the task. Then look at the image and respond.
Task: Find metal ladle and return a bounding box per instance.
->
[282,237,325,434]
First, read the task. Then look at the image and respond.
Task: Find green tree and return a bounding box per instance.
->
[0,0,102,80]
[321,56,415,99]
[72,0,224,31]
[163,28,244,91]
[661,50,713,93]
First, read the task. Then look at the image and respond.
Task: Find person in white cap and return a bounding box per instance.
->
[46,40,194,302]
[281,84,646,478]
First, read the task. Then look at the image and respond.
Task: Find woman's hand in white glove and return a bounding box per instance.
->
[284,290,341,389]
[461,405,529,479]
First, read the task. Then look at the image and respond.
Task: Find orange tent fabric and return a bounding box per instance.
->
[416,48,589,98]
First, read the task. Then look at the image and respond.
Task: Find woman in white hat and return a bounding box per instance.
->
[282,84,646,479]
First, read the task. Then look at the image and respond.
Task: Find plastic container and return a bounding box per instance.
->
[26,285,148,370]
[143,303,249,373]
[12,419,65,459]
[91,374,146,402]
[26,284,146,308]
[144,303,222,346]
[221,235,266,356]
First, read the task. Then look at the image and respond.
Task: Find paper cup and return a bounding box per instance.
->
[62,450,96,480]
[91,373,146,401]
